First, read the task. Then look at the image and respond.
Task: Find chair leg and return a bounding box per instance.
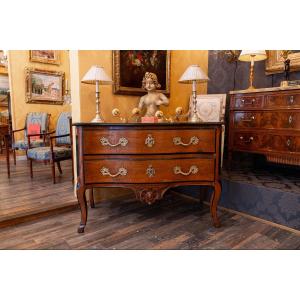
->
[51,160,56,184]
[29,159,33,178]
[13,149,16,165]
[57,161,63,174]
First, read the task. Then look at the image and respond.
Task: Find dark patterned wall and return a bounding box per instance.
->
[207,50,300,94]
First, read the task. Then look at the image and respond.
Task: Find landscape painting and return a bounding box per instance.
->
[30,50,60,65]
[25,69,64,104]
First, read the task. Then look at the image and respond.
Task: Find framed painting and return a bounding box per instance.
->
[266,50,300,74]
[25,68,64,105]
[113,50,170,96]
[29,50,60,65]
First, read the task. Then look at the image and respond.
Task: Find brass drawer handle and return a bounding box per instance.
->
[100,137,128,147]
[100,167,127,177]
[241,115,255,122]
[173,165,198,176]
[286,139,291,147]
[240,99,256,105]
[289,96,294,104]
[173,136,199,146]
[145,134,155,147]
[288,115,293,124]
[239,136,254,143]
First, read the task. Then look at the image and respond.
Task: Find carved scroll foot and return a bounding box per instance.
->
[78,223,86,233]
[210,181,222,228]
[77,181,87,233]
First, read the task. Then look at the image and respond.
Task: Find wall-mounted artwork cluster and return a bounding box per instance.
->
[27,50,64,105]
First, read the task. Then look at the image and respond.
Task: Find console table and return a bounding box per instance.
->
[74,123,223,233]
[229,86,300,166]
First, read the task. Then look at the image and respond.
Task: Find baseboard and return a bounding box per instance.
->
[171,190,300,236]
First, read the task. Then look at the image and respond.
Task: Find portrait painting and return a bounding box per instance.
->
[25,68,64,105]
[113,50,170,95]
[29,50,60,65]
[266,50,300,74]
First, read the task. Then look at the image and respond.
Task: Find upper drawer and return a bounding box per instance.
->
[83,128,216,154]
[264,93,300,108]
[231,95,264,109]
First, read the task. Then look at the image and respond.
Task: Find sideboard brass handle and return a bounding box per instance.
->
[100,137,128,147]
[241,115,255,122]
[145,134,155,147]
[173,165,198,176]
[173,136,199,146]
[100,167,127,177]
[251,98,256,104]
[239,136,254,143]
[286,139,291,147]
[289,96,294,104]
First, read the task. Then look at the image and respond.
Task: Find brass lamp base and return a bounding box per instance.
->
[91,115,104,123]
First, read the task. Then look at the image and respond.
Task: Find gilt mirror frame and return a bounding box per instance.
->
[265,50,300,74]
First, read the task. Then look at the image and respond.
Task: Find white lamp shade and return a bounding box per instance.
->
[239,50,267,62]
[81,65,113,85]
[178,64,209,83]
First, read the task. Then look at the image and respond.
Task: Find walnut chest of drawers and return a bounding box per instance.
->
[74,123,223,233]
[228,87,300,166]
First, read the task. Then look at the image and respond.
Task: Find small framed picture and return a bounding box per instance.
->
[25,68,64,105]
[189,94,226,122]
[29,50,60,65]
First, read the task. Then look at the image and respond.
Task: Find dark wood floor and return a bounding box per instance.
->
[0,157,77,227]
[0,190,299,250]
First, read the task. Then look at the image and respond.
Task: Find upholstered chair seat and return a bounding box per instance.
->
[13,139,45,150]
[27,146,72,161]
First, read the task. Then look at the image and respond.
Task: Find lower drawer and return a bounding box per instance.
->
[84,155,215,184]
[232,131,300,153]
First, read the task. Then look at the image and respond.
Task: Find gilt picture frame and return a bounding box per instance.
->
[25,68,64,105]
[265,50,300,74]
[29,50,60,65]
[113,50,170,96]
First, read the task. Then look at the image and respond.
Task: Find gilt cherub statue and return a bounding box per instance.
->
[138,72,169,117]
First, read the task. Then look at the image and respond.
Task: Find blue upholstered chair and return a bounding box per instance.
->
[12,112,51,164]
[27,112,73,184]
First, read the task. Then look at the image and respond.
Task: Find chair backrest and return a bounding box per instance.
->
[56,112,72,145]
[25,112,50,138]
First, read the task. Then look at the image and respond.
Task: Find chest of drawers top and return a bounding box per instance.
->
[230,87,300,110]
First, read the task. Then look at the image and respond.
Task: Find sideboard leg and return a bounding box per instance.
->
[89,188,95,208]
[77,185,87,233]
[210,181,222,228]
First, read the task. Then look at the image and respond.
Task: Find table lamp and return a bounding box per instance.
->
[81,65,113,122]
[238,50,267,90]
[179,64,209,122]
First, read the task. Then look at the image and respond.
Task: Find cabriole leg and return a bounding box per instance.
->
[77,183,87,233]
[210,181,222,228]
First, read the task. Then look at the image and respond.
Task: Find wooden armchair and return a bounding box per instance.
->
[12,112,51,164]
[27,112,73,184]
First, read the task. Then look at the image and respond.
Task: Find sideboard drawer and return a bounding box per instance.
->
[233,111,300,129]
[232,95,263,109]
[83,129,216,154]
[265,93,300,108]
[233,131,300,153]
[84,155,215,184]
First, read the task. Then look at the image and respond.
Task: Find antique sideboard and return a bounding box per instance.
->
[74,122,223,233]
[228,87,300,167]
